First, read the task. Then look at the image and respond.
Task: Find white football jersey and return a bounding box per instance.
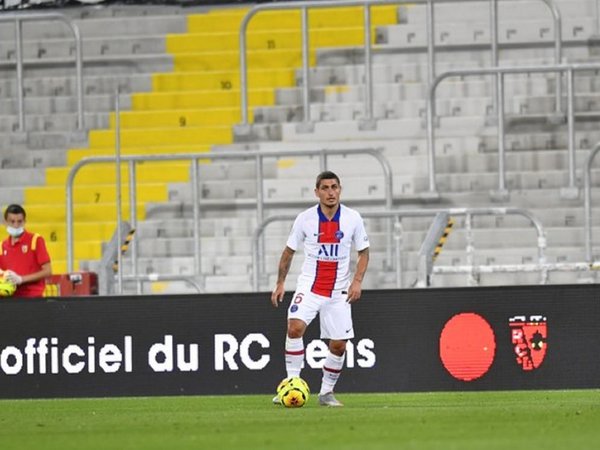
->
[286,204,369,297]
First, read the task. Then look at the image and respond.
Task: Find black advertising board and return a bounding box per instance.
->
[0,284,598,398]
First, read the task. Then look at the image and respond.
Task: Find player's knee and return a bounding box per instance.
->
[329,340,346,356]
[287,320,306,338]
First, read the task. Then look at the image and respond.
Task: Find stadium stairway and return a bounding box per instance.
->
[110,0,600,293]
[0,4,400,279]
[225,0,600,291]
[3,1,600,293]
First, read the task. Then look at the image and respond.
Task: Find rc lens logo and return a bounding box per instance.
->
[509,315,547,371]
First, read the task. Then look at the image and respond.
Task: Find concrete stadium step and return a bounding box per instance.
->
[280,118,600,144]
[274,149,599,178]
[512,94,600,114]
[434,170,600,193]
[222,131,600,156]
[0,73,152,97]
[141,198,390,220]
[164,162,279,201]
[274,78,555,107]
[255,98,493,123]
[66,143,212,165]
[0,187,24,204]
[0,148,67,168]
[428,271,592,288]
[248,203,600,234]
[134,217,260,239]
[280,116,489,141]
[317,44,593,68]
[203,276,253,293]
[55,3,216,19]
[399,0,595,23]
[21,202,146,223]
[130,231,395,259]
[257,92,600,123]
[0,168,45,187]
[0,93,131,115]
[298,57,594,86]
[441,187,598,209]
[0,130,87,150]
[116,255,260,277]
[0,15,187,40]
[379,17,595,47]
[167,180,258,201]
[267,170,599,198]
[87,126,232,148]
[391,227,591,251]
[433,246,590,266]
[131,236,283,258]
[362,210,600,232]
[0,54,173,78]
[25,183,168,204]
[0,35,168,63]
[0,112,109,133]
[43,162,192,185]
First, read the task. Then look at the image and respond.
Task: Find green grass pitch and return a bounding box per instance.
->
[0,390,598,450]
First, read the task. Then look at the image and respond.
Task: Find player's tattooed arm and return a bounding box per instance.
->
[271,246,295,307]
[348,247,369,303]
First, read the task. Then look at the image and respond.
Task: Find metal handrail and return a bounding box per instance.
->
[0,13,84,131]
[238,0,562,130]
[251,206,546,291]
[65,148,394,279]
[584,141,600,262]
[432,261,595,283]
[426,62,600,198]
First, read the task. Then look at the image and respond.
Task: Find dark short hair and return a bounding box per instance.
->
[4,204,26,220]
[315,171,341,188]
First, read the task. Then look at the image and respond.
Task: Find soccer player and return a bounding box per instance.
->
[271,171,370,407]
[0,204,52,298]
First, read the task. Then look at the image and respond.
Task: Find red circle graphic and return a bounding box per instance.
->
[439,312,496,381]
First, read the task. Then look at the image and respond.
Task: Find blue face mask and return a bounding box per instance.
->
[6,226,24,238]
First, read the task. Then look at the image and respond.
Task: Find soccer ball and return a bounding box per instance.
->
[0,276,16,297]
[277,377,310,408]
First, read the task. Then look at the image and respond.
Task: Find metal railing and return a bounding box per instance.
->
[433,261,597,285]
[65,148,394,292]
[0,13,84,131]
[251,206,547,291]
[584,141,600,263]
[426,62,600,199]
[237,0,562,131]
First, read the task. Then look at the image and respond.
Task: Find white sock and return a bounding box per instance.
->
[320,351,345,395]
[285,336,304,378]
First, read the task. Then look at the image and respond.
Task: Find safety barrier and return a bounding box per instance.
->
[426,62,600,199]
[251,206,549,291]
[0,12,84,131]
[65,148,393,294]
